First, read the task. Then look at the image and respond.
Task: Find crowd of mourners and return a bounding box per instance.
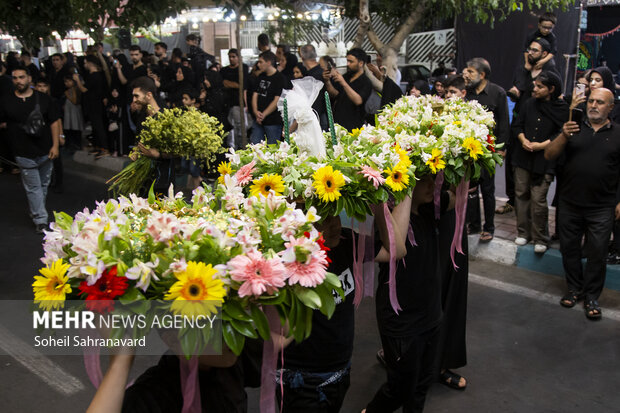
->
[2,11,620,413]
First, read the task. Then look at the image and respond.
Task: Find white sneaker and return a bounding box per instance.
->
[534,244,548,254]
[515,237,528,246]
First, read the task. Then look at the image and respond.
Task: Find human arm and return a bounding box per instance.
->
[534,53,554,70]
[544,121,579,160]
[323,70,339,98]
[375,196,412,262]
[48,119,61,159]
[252,91,262,123]
[114,60,128,85]
[261,94,280,119]
[73,73,88,94]
[331,71,364,106]
[86,353,135,413]
[616,202,620,220]
[223,79,240,89]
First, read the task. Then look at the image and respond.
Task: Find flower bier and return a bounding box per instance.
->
[34,184,342,357]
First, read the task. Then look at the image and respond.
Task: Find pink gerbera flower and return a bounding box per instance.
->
[359,165,386,189]
[286,251,329,288]
[228,250,287,297]
[234,160,257,186]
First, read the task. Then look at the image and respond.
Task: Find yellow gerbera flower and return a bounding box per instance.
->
[312,165,346,202]
[384,162,410,192]
[426,148,446,174]
[463,137,484,160]
[165,261,226,317]
[217,161,233,184]
[33,259,72,311]
[250,173,285,197]
[394,144,412,168]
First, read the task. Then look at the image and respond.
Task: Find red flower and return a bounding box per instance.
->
[317,234,332,264]
[78,266,128,313]
[486,135,495,152]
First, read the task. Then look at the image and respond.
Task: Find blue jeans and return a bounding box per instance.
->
[250,122,282,145]
[15,155,53,225]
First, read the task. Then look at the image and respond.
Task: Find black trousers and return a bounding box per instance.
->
[277,371,350,413]
[366,327,439,413]
[504,146,515,205]
[467,168,496,234]
[558,201,614,301]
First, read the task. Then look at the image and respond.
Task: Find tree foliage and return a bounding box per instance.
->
[0,0,74,50]
[70,0,188,41]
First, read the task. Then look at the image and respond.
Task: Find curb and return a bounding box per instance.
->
[469,235,620,292]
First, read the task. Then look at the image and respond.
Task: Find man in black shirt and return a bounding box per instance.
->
[324,48,372,131]
[545,88,620,320]
[74,55,109,157]
[464,57,510,243]
[221,49,249,149]
[250,51,285,145]
[300,44,328,130]
[48,53,70,100]
[0,67,61,233]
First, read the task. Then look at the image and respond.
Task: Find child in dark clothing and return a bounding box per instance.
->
[523,12,557,73]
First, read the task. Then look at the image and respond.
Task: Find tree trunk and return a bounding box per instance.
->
[352,0,371,48]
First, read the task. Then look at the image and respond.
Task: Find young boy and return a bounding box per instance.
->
[523,12,557,72]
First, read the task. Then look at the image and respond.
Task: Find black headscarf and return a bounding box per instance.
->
[589,66,615,92]
[536,71,569,129]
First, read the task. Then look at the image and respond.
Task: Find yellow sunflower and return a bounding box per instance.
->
[165,261,227,317]
[33,259,72,311]
[394,144,412,168]
[217,161,233,184]
[250,173,285,197]
[462,137,484,160]
[426,148,446,174]
[312,165,346,202]
[384,162,410,192]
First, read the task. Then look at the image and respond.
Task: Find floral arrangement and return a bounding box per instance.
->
[33,185,341,356]
[373,94,503,184]
[108,107,226,196]
[219,124,415,222]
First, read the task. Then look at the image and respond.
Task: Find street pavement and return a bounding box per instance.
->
[1,159,619,412]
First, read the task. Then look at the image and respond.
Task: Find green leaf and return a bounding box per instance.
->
[315,283,336,318]
[223,300,251,321]
[295,288,322,310]
[324,272,341,288]
[147,181,156,204]
[222,322,245,356]
[230,318,258,339]
[249,304,271,341]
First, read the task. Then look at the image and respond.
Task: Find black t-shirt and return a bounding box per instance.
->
[282,230,356,372]
[559,121,620,208]
[375,200,443,337]
[221,64,249,108]
[254,71,285,125]
[83,71,107,112]
[123,64,148,102]
[333,72,372,131]
[0,90,61,158]
[306,64,327,121]
[466,82,510,145]
[50,66,70,99]
[525,30,558,56]
[122,354,247,413]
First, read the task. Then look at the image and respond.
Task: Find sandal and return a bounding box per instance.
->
[479,231,493,243]
[584,300,602,320]
[560,291,582,308]
[495,203,514,214]
[439,370,467,390]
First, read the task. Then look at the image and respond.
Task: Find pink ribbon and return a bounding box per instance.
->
[84,350,104,388]
[450,177,469,268]
[351,226,366,306]
[384,203,401,314]
[260,306,281,413]
[407,223,417,246]
[434,171,445,220]
[179,357,201,413]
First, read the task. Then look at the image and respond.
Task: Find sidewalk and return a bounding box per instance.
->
[470,199,620,292]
